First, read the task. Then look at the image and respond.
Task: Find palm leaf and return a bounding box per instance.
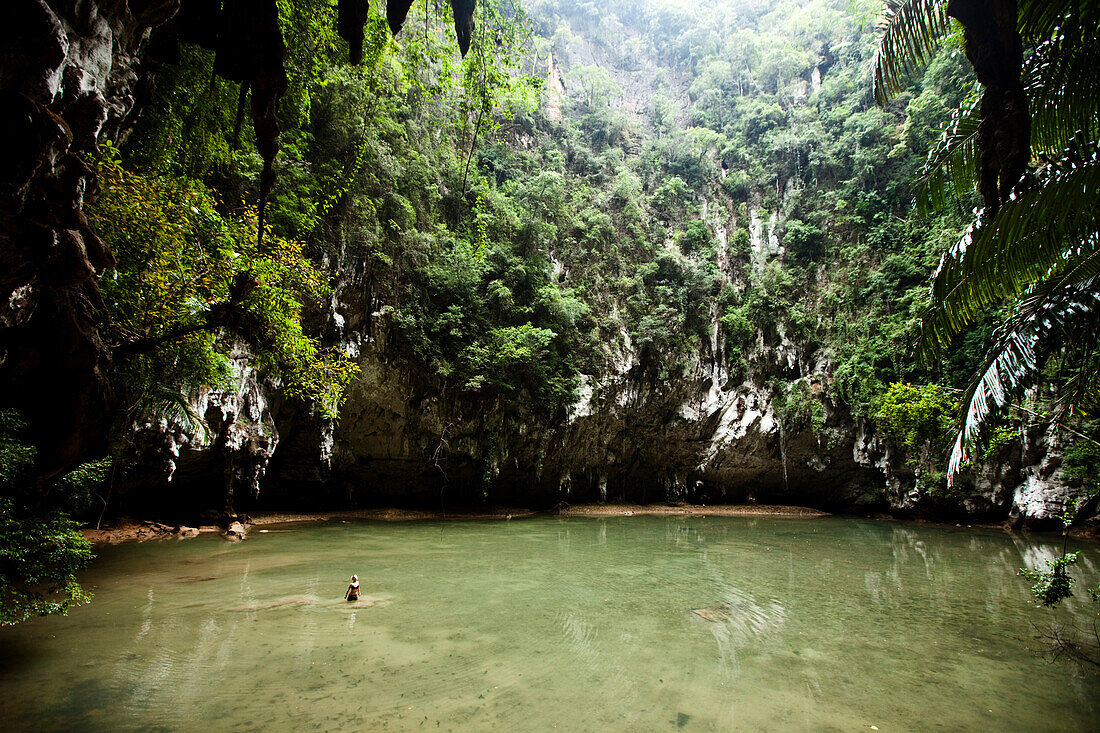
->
[1026,36,1100,155]
[921,157,1100,360]
[133,384,211,440]
[1018,0,1100,42]
[947,313,1042,479]
[947,279,1100,480]
[1048,281,1100,421]
[1054,345,1100,419]
[915,94,980,213]
[871,0,951,105]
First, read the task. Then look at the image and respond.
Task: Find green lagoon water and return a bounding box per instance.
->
[1,515,1098,731]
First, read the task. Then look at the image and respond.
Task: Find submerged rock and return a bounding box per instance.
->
[692,605,740,623]
[229,595,321,612]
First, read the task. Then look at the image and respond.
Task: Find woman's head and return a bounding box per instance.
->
[351,574,358,582]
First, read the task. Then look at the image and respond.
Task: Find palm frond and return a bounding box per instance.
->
[132,384,210,440]
[1035,250,1100,422]
[1018,0,1100,42]
[921,157,1100,360]
[872,0,951,106]
[1026,34,1100,155]
[947,280,1100,480]
[947,315,1041,479]
[1054,344,1100,419]
[915,95,980,212]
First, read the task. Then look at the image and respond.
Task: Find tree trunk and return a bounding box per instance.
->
[947,0,1031,214]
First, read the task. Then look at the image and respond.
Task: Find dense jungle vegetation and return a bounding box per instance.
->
[117,0,972,418]
[3,0,1098,625]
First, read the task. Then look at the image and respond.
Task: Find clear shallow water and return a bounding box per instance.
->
[1,516,1098,732]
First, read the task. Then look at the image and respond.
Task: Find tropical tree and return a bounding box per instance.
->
[90,144,360,422]
[872,0,1100,480]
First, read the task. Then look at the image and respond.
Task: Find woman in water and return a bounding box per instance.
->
[345,574,360,601]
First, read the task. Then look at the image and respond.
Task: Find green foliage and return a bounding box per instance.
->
[461,323,573,404]
[720,305,755,348]
[777,381,827,437]
[650,176,692,220]
[971,425,1017,465]
[0,500,94,625]
[874,382,959,453]
[783,219,825,260]
[1018,552,1081,608]
[870,0,951,105]
[0,410,35,492]
[569,64,621,110]
[1062,439,1100,496]
[90,146,358,419]
[678,220,714,255]
[513,0,976,419]
[0,411,97,625]
[874,382,965,495]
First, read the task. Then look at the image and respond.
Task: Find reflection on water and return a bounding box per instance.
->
[1,516,1098,731]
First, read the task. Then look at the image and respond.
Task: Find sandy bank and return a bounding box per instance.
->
[559,503,828,518]
[248,503,828,527]
[82,503,828,543]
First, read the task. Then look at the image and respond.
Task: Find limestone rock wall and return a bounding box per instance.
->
[0,0,180,477]
[116,343,279,517]
[253,298,1082,527]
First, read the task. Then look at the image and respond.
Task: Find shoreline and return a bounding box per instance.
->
[81,503,1098,545]
[81,503,829,544]
[249,502,830,526]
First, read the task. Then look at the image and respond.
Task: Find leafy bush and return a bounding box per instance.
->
[1019,552,1080,607]
[720,305,755,348]
[677,220,715,255]
[0,500,94,625]
[777,380,826,436]
[874,383,959,453]
[1062,439,1100,496]
[0,410,97,625]
[650,176,692,220]
[783,219,825,260]
[874,383,961,495]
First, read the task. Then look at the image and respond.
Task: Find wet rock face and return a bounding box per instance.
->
[0,0,179,478]
[1005,424,1085,529]
[116,345,279,517]
[250,303,1072,525]
[128,248,1073,525]
[263,320,902,512]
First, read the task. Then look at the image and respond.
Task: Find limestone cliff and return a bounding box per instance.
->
[247,283,1083,526]
[1,0,181,478]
